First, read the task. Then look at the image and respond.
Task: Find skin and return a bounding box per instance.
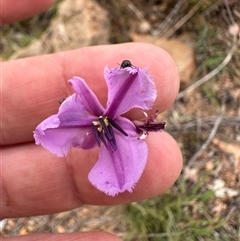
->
[0,0,56,24]
[0,0,183,240]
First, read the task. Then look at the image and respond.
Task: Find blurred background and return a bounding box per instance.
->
[1,0,240,240]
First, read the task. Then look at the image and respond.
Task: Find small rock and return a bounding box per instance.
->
[208,179,239,198]
[183,167,199,183]
[228,23,239,37]
[19,228,28,235]
[11,0,110,59]
[57,225,66,233]
[0,219,7,233]
[205,160,215,171]
[139,21,152,33]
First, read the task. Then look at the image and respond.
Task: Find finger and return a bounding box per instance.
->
[1,132,182,218]
[4,232,122,241]
[1,43,179,145]
[0,0,56,24]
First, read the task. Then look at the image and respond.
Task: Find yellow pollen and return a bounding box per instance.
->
[104,117,109,126]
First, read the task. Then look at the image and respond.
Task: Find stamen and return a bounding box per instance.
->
[97,131,109,150]
[107,118,128,136]
[107,124,117,151]
[92,124,101,147]
[90,116,127,152]
[98,116,113,140]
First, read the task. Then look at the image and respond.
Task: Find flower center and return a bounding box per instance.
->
[91,116,128,151]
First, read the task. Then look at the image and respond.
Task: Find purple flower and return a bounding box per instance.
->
[34,62,162,196]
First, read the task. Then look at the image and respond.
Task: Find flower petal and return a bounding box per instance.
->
[69,77,104,116]
[104,66,157,118]
[34,119,94,157]
[58,93,96,127]
[88,117,148,196]
[34,94,99,156]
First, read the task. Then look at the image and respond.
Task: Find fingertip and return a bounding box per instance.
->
[1,0,56,24]
[151,131,182,183]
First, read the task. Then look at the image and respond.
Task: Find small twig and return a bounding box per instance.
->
[233,9,240,19]
[126,1,146,22]
[225,206,236,221]
[203,0,223,16]
[154,0,187,35]
[175,116,239,131]
[177,38,237,100]
[168,115,240,147]
[187,115,223,168]
[163,0,204,38]
[147,232,180,238]
[224,0,235,25]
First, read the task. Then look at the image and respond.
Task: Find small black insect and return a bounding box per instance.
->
[120,60,133,68]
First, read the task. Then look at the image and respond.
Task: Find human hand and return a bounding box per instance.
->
[1,1,182,240]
